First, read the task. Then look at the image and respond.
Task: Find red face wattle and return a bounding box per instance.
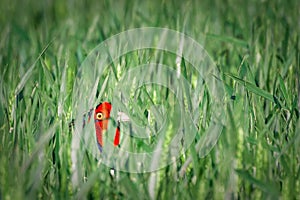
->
[94,102,112,130]
[93,101,121,152]
[94,102,112,151]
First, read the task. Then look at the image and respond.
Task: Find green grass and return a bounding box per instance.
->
[0,0,300,199]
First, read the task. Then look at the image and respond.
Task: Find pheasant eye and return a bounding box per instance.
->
[96,112,103,120]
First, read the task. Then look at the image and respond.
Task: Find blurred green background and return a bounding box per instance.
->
[0,0,299,199]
